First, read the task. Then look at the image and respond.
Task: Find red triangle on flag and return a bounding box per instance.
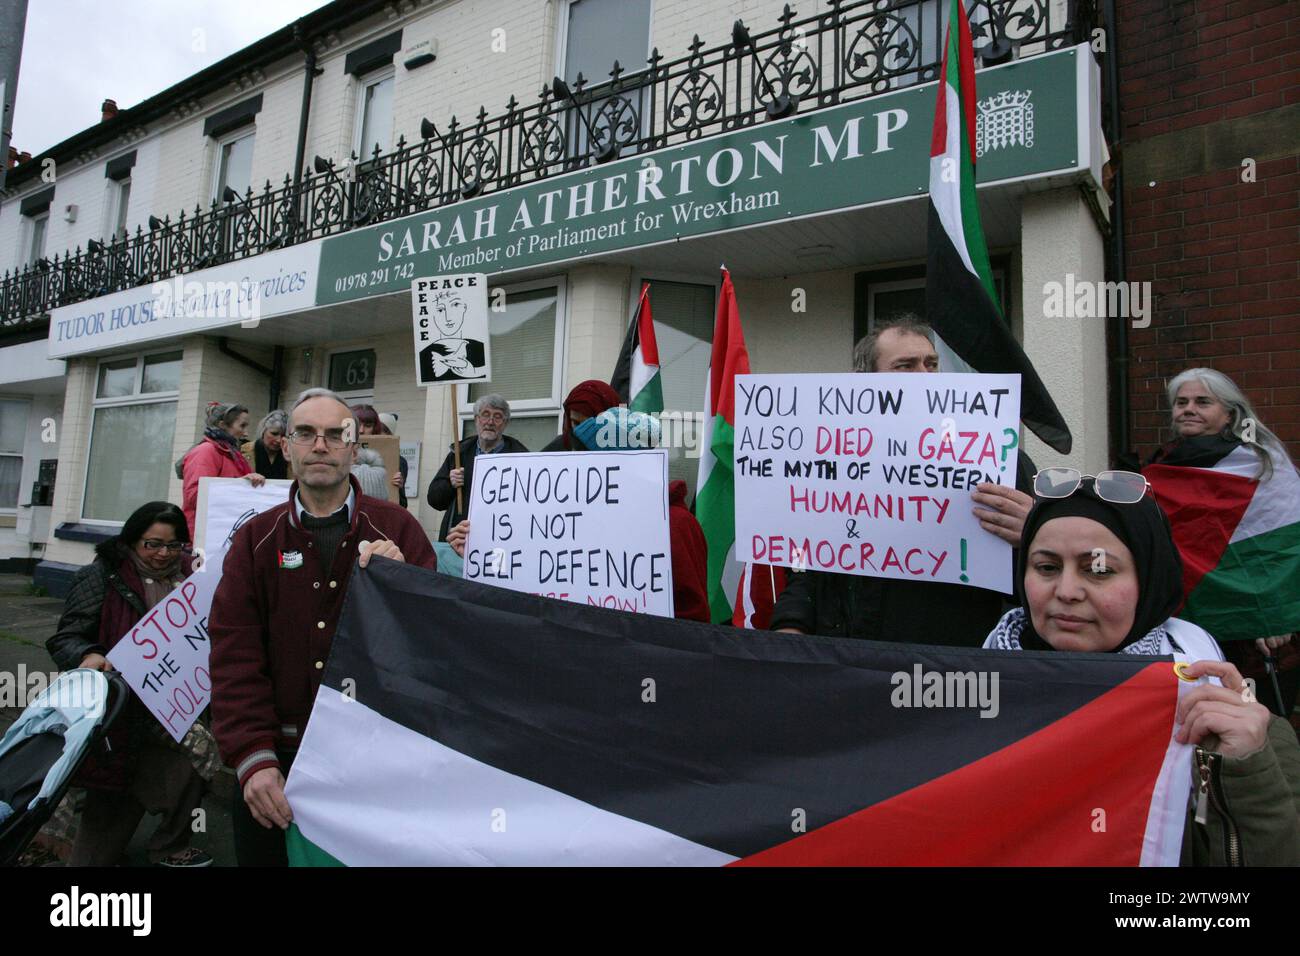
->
[1143,463,1255,601]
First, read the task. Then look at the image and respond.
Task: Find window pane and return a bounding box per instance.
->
[142,351,183,393]
[97,358,137,398]
[645,281,714,494]
[564,0,652,83]
[872,287,928,326]
[29,215,48,264]
[0,400,27,453]
[359,74,394,158]
[482,414,559,452]
[218,133,255,198]
[115,180,132,237]
[82,402,178,522]
[468,287,557,404]
[0,456,19,510]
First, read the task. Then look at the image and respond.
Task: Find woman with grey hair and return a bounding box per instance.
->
[1143,367,1299,714]
[426,393,529,541]
[248,409,290,480]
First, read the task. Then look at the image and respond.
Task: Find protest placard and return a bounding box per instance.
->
[109,478,291,740]
[357,434,401,503]
[412,274,491,386]
[400,439,421,499]
[463,449,675,616]
[733,372,1022,593]
[107,570,219,742]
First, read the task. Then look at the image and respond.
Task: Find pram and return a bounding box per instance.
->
[0,669,129,865]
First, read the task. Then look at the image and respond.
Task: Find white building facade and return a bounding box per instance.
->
[0,0,1111,591]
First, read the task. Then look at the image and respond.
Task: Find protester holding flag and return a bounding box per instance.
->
[426,394,528,540]
[983,474,1300,865]
[46,501,215,867]
[769,319,1034,646]
[1143,368,1300,718]
[209,387,438,866]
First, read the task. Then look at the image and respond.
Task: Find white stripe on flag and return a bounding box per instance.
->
[929,82,976,278]
[1232,445,1300,543]
[285,687,739,866]
[630,347,656,399]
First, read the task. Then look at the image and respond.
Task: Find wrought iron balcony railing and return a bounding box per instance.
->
[1,0,1096,334]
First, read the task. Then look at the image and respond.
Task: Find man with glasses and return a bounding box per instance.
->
[426,394,529,542]
[770,318,1039,647]
[208,387,437,866]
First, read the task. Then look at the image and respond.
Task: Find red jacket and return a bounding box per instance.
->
[208,476,437,786]
[182,436,252,535]
[669,480,710,622]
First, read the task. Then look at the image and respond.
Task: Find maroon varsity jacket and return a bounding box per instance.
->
[209,475,437,786]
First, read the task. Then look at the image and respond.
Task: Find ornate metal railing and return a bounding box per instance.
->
[1,0,1095,333]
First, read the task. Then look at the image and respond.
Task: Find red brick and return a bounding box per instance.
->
[1269,311,1300,330]
[1161,290,1212,308]
[1268,277,1300,297]
[1188,304,1245,322]
[1185,270,1242,290]
[1158,224,1206,245]
[1184,201,1242,224]
[1266,172,1300,195]
[1205,183,1254,206]
[1254,70,1300,95]
[1185,236,1242,257]
[1269,244,1300,262]
[1158,324,1215,343]
[1196,47,1255,73]
[1132,246,1181,266]
[1241,370,1299,388]
[1269,208,1300,227]
[1173,74,1225,98]
[1181,168,1241,192]
[1213,317,1273,337]
[1240,262,1299,283]
[1167,105,1229,131]
[1254,1,1299,27]
[1199,80,1255,107]
[1240,227,1298,250]
[1210,217,1256,237]
[1208,252,1244,270]
[1244,297,1300,317]
[1133,212,1185,232]
[1128,264,1157,283]
[1128,232,1157,251]
[1274,385,1300,404]
[1225,89,1287,118]
[1240,194,1286,217]
[1204,16,1256,43]
[1270,346,1300,366]
[1252,36,1297,61]
[1127,85,1174,109]
[1211,282,1271,303]
[1258,156,1298,177]
[1159,257,1211,277]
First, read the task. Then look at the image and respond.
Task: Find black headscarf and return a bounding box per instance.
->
[1015,478,1185,652]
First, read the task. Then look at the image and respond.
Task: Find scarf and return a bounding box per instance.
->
[1147,432,1241,469]
[127,550,184,609]
[987,607,1170,656]
[204,425,242,453]
[1014,478,1185,651]
[561,380,621,450]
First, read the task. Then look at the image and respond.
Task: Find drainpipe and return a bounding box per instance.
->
[269,345,284,411]
[292,23,319,196]
[1103,0,1130,464]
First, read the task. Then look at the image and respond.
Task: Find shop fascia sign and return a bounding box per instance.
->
[317,44,1095,306]
[45,239,322,359]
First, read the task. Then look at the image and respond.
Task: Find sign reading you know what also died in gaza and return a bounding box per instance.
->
[733,373,1022,594]
[463,449,675,616]
[412,274,491,385]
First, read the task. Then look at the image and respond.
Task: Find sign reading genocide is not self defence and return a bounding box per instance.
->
[734,372,1023,594]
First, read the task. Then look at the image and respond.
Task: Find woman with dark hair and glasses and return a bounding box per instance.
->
[983,474,1300,865]
[45,501,215,867]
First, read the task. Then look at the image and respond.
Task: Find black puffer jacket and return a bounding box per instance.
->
[45,557,143,670]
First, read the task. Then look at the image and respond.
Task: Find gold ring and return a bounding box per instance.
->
[1173,661,1196,682]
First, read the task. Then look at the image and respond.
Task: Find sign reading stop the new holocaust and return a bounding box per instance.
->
[733,372,1022,593]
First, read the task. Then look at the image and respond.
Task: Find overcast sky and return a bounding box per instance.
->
[11,0,333,155]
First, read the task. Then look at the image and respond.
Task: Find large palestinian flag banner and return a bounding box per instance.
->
[925,0,1072,454]
[1144,436,1300,641]
[284,560,1196,866]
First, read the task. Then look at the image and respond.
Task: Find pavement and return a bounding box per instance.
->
[1,573,238,866]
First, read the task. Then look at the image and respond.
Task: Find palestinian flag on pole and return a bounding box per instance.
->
[1143,435,1300,641]
[610,282,664,414]
[925,0,1072,454]
[732,562,787,630]
[285,563,1196,866]
[695,267,749,623]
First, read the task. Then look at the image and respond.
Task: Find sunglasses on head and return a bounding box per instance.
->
[1033,468,1150,504]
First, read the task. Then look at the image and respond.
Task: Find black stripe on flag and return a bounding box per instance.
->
[322,560,1160,859]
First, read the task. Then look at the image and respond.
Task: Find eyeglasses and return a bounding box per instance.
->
[1033,468,1151,504]
[289,426,350,449]
[141,539,187,553]
[477,411,507,424]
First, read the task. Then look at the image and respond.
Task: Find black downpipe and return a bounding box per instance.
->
[1103,0,1130,464]
[269,345,284,411]
[292,24,318,194]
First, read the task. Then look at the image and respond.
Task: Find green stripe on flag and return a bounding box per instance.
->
[286,822,347,867]
[629,372,663,414]
[1181,519,1300,641]
[696,414,736,622]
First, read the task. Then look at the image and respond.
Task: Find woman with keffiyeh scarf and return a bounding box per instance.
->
[180,400,265,534]
[983,479,1300,865]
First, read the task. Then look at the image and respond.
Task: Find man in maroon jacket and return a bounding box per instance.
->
[209,387,437,866]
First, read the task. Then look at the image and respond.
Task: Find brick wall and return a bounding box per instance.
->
[1118,0,1299,462]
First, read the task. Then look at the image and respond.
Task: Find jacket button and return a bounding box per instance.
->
[313,581,320,589]
[317,621,325,629]
[314,660,323,669]
[329,580,337,588]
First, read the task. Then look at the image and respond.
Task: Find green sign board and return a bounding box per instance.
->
[318,45,1091,305]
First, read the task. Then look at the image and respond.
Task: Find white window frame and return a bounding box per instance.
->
[26,211,49,266]
[212,126,256,203]
[456,275,569,439]
[352,66,396,162]
[0,397,28,515]
[325,346,378,406]
[103,176,132,240]
[81,350,183,526]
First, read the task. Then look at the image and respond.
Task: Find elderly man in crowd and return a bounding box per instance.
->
[209,387,437,866]
[770,317,1037,647]
[426,393,529,541]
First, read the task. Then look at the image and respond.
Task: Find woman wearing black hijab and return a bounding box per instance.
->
[983,474,1300,865]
